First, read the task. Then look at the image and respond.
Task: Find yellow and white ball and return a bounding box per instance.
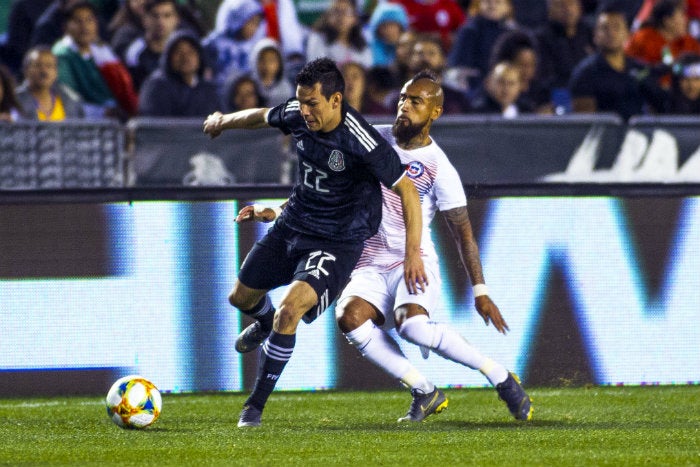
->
[106,375,162,429]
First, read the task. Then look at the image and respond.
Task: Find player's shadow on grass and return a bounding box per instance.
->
[317,419,563,431]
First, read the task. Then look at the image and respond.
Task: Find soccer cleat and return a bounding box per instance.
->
[237,405,262,427]
[235,321,271,353]
[496,372,533,421]
[397,387,448,422]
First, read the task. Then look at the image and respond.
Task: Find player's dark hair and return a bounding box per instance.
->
[408,69,444,106]
[410,69,439,83]
[296,57,345,99]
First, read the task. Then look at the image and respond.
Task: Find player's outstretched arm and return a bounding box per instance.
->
[235,202,287,223]
[202,108,271,138]
[392,176,428,295]
[442,205,509,335]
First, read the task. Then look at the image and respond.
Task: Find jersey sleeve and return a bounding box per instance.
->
[365,139,407,188]
[434,151,467,211]
[266,99,303,135]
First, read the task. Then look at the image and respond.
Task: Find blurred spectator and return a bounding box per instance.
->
[569,4,667,120]
[203,0,305,88]
[138,31,220,116]
[222,73,266,111]
[490,29,552,113]
[0,64,23,122]
[535,0,593,109]
[108,0,147,60]
[0,0,53,77]
[409,34,471,113]
[389,29,417,84]
[688,0,700,37]
[257,0,306,56]
[31,0,111,48]
[511,0,548,29]
[32,0,75,47]
[391,0,466,51]
[364,65,401,114]
[625,0,700,88]
[665,52,700,112]
[52,0,139,119]
[448,0,516,91]
[124,0,182,90]
[15,46,85,121]
[366,2,410,67]
[470,61,533,117]
[202,0,265,87]
[306,0,373,68]
[249,38,294,106]
[633,0,700,37]
[340,61,367,111]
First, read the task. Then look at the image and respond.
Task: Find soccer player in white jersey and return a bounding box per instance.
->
[335,70,533,422]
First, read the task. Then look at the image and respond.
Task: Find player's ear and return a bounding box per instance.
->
[331,92,342,108]
[432,104,443,120]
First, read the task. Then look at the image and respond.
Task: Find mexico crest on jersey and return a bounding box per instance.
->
[328,150,346,171]
[406,161,424,178]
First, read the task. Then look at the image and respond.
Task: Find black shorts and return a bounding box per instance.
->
[237,219,364,323]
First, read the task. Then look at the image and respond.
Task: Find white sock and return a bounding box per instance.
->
[398,315,509,386]
[345,320,434,393]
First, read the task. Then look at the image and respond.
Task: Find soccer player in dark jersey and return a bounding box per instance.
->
[202,57,427,428]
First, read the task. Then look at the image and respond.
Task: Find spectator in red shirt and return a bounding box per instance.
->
[390,0,466,51]
[626,0,700,87]
[633,0,700,37]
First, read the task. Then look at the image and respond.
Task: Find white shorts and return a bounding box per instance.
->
[338,261,441,330]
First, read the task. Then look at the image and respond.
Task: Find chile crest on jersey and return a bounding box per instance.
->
[406,161,424,178]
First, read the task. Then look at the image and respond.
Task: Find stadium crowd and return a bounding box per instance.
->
[0,0,699,123]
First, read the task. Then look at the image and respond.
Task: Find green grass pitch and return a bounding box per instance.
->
[1,385,699,466]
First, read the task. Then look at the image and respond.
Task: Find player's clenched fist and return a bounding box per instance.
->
[203,111,224,138]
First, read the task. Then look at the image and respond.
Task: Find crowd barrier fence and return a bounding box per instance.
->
[1,114,699,190]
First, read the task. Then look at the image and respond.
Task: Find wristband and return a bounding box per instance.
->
[253,204,283,220]
[472,284,489,297]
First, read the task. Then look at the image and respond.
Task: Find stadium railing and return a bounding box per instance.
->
[1,114,699,193]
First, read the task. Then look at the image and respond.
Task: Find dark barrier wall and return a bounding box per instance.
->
[127,118,293,186]
[128,114,700,185]
[2,116,699,188]
[1,188,698,395]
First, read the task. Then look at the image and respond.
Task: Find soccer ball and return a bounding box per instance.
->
[105,375,162,429]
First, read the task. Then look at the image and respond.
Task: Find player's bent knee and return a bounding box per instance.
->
[336,296,382,333]
[273,305,306,334]
[228,282,264,310]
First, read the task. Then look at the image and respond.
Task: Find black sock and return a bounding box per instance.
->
[243,294,275,333]
[245,331,295,410]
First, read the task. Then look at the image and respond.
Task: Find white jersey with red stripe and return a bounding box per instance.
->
[353,125,467,273]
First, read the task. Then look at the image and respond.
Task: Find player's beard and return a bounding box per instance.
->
[392,116,426,145]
